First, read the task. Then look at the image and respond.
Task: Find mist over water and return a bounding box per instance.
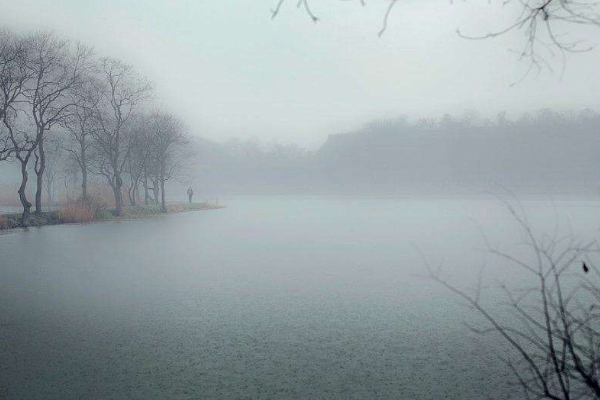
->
[1,1,600,398]
[1,196,597,399]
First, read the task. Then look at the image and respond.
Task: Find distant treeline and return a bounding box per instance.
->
[4,108,599,197]
[189,109,600,195]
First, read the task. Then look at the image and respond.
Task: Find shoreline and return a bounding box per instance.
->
[0,202,224,231]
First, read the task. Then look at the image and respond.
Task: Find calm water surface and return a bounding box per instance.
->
[1,196,599,399]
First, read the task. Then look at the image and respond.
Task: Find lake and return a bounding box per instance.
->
[1,196,599,399]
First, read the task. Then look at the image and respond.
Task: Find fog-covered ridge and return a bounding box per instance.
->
[190,109,600,195]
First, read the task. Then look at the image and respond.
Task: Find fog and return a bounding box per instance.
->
[2,2,600,400]
[1,0,600,146]
[189,109,600,195]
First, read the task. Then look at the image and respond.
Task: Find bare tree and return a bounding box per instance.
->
[146,111,188,212]
[60,156,81,201]
[61,74,100,200]
[142,162,160,206]
[422,197,600,400]
[0,30,28,160]
[38,136,63,205]
[91,57,152,216]
[24,32,92,215]
[0,124,10,162]
[123,116,149,206]
[0,30,36,224]
[4,111,37,225]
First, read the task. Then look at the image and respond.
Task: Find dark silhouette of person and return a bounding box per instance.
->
[583,261,589,273]
[187,186,194,203]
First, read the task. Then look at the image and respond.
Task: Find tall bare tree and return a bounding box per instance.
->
[122,115,148,206]
[4,111,37,225]
[142,160,160,206]
[0,31,25,162]
[91,57,152,216]
[61,74,99,200]
[0,30,36,224]
[39,136,63,205]
[24,32,92,215]
[146,111,188,212]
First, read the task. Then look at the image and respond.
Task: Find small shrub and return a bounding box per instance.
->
[75,196,108,215]
[94,209,113,220]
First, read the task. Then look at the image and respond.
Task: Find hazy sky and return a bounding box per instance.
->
[1,0,599,147]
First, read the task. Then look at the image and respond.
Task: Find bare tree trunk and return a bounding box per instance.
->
[152,177,159,206]
[81,168,88,200]
[114,171,123,216]
[127,174,141,206]
[34,136,45,215]
[128,183,136,206]
[134,182,140,205]
[160,183,166,212]
[143,176,150,206]
[160,165,167,212]
[45,177,53,205]
[81,140,87,200]
[18,159,32,226]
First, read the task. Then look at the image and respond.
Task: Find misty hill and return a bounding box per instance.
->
[314,110,600,194]
[192,109,600,196]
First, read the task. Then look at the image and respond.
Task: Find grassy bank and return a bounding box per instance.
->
[0,202,223,230]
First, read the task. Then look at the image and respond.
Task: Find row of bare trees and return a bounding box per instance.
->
[0,30,189,225]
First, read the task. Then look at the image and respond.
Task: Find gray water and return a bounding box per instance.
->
[0,205,59,214]
[0,205,24,214]
[1,196,599,400]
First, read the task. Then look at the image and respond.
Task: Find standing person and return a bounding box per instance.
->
[187,186,194,203]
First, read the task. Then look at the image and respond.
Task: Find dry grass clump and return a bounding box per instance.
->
[0,214,24,230]
[57,202,95,223]
[0,216,10,229]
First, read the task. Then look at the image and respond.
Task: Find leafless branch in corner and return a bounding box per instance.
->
[271,0,600,76]
[421,196,600,399]
[458,0,600,81]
